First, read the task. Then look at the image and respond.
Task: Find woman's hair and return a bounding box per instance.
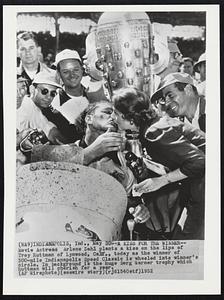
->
[112,87,158,132]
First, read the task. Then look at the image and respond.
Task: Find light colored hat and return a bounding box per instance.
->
[151,72,194,103]
[54,49,82,67]
[33,71,62,89]
[194,52,206,73]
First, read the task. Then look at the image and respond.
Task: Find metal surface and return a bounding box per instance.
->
[95,12,154,96]
[16,161,127,241]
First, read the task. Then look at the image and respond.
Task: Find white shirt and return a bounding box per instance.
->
[197,80,206,97]
[17,95,55,137]
[183,100,200,130]
[51,93,89,124]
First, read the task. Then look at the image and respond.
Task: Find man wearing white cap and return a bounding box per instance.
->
[50,49,89,125]
[40,49,94,143]
[194,52,206,83]
[17,71,66,144]
[151,72,205,132]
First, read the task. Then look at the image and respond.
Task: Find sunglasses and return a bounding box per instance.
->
[37,87,58,98]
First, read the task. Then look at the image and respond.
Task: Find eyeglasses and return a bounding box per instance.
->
[157,97,166,105]
[37,87,57,98]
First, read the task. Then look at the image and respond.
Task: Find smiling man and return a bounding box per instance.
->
[40,49,92,143]
[151,72,205,131]
[49,49,89,125]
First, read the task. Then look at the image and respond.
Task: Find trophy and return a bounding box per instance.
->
[95,11,155,99]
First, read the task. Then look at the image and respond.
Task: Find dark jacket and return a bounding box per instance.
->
[143,116,205,178]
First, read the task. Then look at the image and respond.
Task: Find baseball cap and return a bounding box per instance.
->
[53,49,82,67]
[194,52,206,73]
[150,72,194,103]
[33,70,62,89]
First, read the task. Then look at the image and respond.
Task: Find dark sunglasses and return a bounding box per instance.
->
[37,87,57,98]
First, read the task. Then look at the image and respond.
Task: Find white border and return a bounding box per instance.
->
[3,5,220,295]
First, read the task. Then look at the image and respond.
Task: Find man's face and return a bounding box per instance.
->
[59,59,83,89]
[87,102,117,132]
[33,84,58,109]
[182,60,194,76]
[18,38,39,66]
[161,83,192,117]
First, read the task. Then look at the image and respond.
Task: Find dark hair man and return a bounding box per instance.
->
[179,57,194,76]
[151,72,205,132]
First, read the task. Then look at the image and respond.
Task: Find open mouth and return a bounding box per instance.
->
[165,102,178,116]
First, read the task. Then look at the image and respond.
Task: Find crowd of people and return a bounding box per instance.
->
[16,27,206,241]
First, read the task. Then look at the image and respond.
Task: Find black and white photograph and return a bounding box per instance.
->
[3,4,220,295]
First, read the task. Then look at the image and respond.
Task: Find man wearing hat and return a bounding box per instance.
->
[194,52,206,83]
[49,49,89,124]
[151,72,205,132]
[17,70,66,144]
[41,49,96,143]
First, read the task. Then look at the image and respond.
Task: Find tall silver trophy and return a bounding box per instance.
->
[95,12,155,98]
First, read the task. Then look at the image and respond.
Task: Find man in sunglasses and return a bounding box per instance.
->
[151,72,205,132]
[17,71,67,145]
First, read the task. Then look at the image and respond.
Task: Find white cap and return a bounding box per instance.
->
[194,52,206,73]
[54,49,82,67]
[33,70,62,89]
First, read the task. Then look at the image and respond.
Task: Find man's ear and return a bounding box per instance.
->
[184,84,194,96]
[85,114,93,125]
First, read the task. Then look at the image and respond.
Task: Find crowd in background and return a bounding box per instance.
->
[16,23,206,241]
